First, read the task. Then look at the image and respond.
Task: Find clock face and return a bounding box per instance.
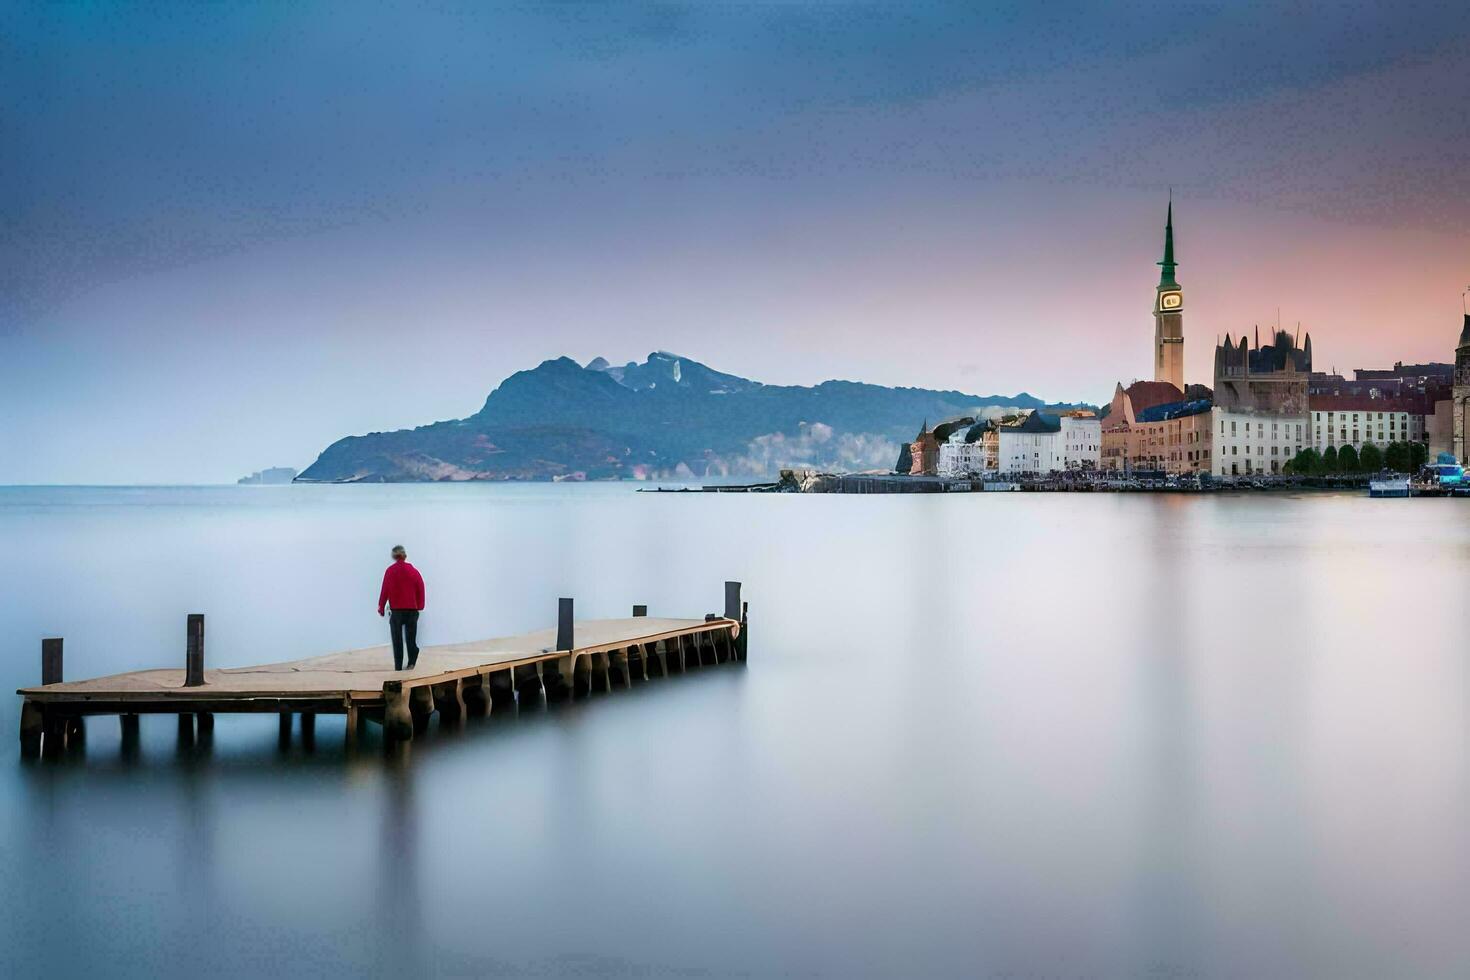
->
[1159,290,1183,311]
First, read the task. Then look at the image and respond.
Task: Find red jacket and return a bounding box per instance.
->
[378,560,425,614]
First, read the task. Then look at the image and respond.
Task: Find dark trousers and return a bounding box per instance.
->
[389,609,420,670]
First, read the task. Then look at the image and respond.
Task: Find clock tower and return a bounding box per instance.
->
[1153,200,1185,393]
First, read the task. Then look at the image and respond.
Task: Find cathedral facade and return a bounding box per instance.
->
[1212,328,1312,475]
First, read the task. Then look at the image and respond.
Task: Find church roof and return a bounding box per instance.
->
[1459,313,1470,349]
[1015,411,1061,433]
[1124,380,1185,414]
[1136,398,1213,423]
[1158,198,1177,287]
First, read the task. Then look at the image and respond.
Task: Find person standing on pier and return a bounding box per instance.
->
[378,545,426,671]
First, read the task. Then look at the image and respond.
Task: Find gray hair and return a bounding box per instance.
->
[391,545,407,558]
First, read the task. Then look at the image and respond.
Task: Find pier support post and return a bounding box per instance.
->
[545,654,576,701]
[19,700,43,757]
[345,704,360,752]
[384,683,414,742]
[488,668,517,708]
[300,712,316,749]
[591,650,612,692]
[196,712,214,736]
[433,680,465,724]
[461,674,491,717]
[513,662,542,699]
[278,712,293,748]
[608,648,633,688]
[409,686,435,734]
[737,601,748,662]
[185,614,205,687]
[644,641,664,678]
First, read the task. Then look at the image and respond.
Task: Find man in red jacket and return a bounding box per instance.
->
[378,545,426,670]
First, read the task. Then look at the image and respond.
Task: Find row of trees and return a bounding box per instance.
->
[1284,441,1428,476]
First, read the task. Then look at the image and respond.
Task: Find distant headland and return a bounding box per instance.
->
[295,352,1090,483]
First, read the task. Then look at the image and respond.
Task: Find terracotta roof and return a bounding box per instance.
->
[1124,380,1185,414]
[1309,394,1431,414]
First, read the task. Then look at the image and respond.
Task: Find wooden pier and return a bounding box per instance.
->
[17,584,747,758]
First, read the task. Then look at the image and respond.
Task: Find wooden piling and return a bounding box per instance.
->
[557,597,574,651]
[461,674,491,716]
[724,582,742,622]
[409,686,434,734]
[488,668,516,708]
[19,700,43,757]
[185,614,205,687]
[383,683,413,742]
[42,638,63,685]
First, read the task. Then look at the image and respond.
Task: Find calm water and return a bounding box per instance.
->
[0,485,1466,978]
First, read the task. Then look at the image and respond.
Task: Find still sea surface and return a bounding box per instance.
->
[0,484,1466,978]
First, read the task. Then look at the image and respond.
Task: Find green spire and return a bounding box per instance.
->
[1157,196,1177,287]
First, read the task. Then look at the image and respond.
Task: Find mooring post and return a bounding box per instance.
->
[185,613,205,687]
[557,597,574,651]
[724,582,742,622]
[42,637,63,685]
[37,637,67,753]
[633,604,647,617]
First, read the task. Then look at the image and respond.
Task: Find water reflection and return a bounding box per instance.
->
[1,486,1468,977]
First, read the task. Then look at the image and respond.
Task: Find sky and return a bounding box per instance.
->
[3,1,1469,484]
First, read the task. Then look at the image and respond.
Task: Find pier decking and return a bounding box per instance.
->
[18,587,747,757]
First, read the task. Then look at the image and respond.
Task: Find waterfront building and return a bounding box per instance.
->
[1456,315,1470,462]
[1100,380,1185,471]
[1153,201,1185,393]
[1212,328,1311,476]
[1309,394,1429,455]
[1121,399,1214,473]
[1427,314,1470,461]
[1059,412,1102,470]
[999,411,1061,474]
[996,411,1097,474]
[908,421,940,476]
[937,419,997,477]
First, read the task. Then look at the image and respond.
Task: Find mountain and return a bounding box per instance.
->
[297,352,1086,482]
